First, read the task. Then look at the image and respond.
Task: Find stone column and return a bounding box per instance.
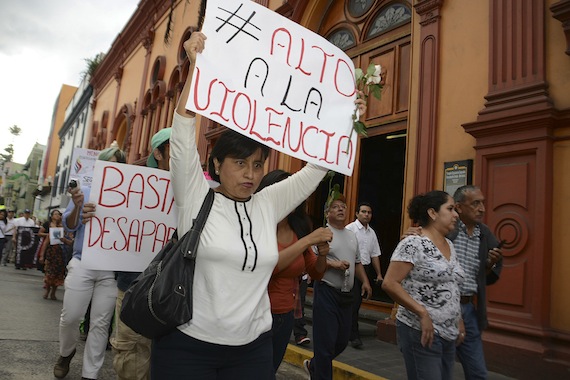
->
[413,0,443,194]
[462,1,570,376]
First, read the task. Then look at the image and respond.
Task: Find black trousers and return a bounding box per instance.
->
[151,329,273,379]
[350,264,377,340]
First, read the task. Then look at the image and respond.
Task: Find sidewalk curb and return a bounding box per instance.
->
[283,344,388,380]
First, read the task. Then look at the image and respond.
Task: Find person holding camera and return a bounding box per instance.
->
[53,144,126,380]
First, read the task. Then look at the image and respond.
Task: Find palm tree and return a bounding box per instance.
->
[81,53,106,81]
[163,0,198,44]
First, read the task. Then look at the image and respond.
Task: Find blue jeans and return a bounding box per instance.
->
[456,302,487,380]
[396,320,456,380]
[308,281,352,380]
[271,311,294,372]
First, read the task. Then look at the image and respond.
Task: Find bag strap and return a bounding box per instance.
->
[182,188,215,259]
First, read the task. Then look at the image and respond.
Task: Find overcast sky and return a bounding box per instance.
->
[0,0,140,164]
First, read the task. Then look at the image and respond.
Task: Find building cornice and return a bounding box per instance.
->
[90,0,173,93]
[551,0,570,55]
[414,0,444,26]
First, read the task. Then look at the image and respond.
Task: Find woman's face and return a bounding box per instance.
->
[215,149,265,201]
[432,196,458,234]
[51,211,62,221]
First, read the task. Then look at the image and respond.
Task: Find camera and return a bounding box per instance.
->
[69,180,78,189]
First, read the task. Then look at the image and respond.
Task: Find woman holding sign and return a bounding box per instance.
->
[39,209,70,300]
[150,32,366,379]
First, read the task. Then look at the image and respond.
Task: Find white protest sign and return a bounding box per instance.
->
[70,147,100,187]
[187,0,358,175]
[81,161,177,272]
[49,227,64,245]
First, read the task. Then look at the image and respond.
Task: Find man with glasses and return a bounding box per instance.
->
[451,185,503,380]
[345,201,383,349]
[304,196,372,379]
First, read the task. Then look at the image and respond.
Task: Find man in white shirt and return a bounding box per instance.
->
[345,202,383,349]
[13,209,36,230]
[12,209,37,269]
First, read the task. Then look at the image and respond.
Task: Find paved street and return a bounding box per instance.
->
[0,264,516,380]
[0,265,306,380]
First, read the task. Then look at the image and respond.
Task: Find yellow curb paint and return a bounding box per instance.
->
[283,344,389,380]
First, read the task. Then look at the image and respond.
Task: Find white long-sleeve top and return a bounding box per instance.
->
[170,113,327,346]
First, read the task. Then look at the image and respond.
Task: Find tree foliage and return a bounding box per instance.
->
[0,144,14,163]
[163,0,196,45]
[9,125,21,137]
[1,125,22,164]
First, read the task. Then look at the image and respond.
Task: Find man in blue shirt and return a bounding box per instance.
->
[54,144,126,380]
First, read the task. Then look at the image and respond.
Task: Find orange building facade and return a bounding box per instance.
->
[88,0,570,377]
[34,84,77,220]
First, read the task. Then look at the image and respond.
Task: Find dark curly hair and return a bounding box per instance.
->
[257,170,312,238]
[407,190,451,227]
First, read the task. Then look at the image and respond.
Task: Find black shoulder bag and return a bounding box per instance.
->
[120,189,214,339]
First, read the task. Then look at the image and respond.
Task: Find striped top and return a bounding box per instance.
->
[453,220,480,296]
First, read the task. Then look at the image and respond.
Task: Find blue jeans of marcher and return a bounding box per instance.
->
[271,310,294,372]
[396,320,456,380]
[308,281,353,380]
[456,302,487,380]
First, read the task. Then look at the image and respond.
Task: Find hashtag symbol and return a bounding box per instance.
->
[215,3,261,43]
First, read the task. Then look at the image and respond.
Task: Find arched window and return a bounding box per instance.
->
[347,0,375,18]
[366,3,412,39]
[328,28,356,50]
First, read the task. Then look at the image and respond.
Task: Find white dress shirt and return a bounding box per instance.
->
[345,219,381,265]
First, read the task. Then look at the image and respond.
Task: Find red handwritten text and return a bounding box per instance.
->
[97,166,175,214]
